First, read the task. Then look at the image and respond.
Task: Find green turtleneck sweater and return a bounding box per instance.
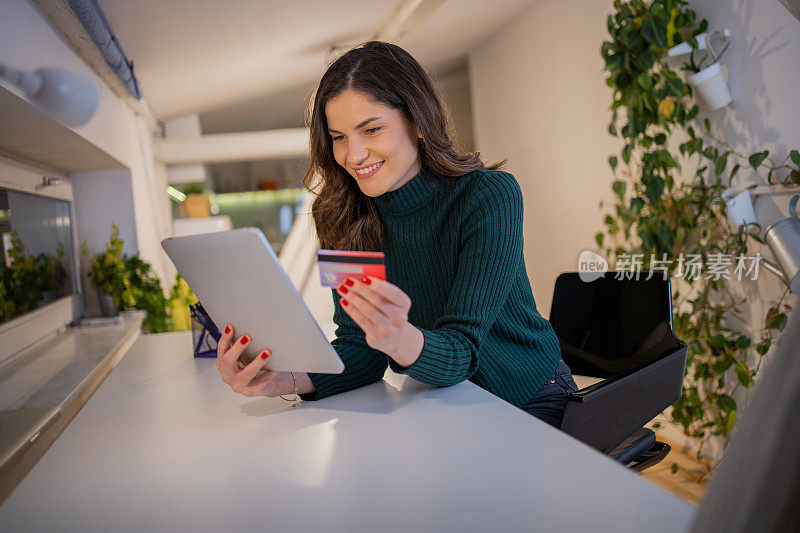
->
[301,168,562,408]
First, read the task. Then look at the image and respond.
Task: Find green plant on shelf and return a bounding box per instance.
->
[82,223,128,306]
[600,0,796,480]
[182,183,208,195]
[83,224,173,334]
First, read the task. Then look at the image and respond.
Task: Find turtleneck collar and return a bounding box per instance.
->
[373,167,437,217]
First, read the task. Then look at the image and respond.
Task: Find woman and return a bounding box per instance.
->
[216,41,578,427]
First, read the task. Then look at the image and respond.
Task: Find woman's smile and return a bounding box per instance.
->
[353,161,384,179]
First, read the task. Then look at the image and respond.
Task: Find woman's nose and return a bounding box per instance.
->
[346,139,369,166]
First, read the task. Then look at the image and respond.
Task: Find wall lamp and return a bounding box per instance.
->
[0,63,99,128]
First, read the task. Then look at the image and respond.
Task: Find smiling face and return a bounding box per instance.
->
[325,89,422,197]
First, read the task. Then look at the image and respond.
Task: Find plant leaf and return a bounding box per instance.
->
[641,19,667,48]
[605,53,624,71]
[735,366,753,388]
[717,394,736,413]
[756,339,771,355]
[728,163,741,185]
[791,149,800,167]
[622,144,632,164]
[725,410,737,434]
[613,180,627,200]
[749,151,769,170]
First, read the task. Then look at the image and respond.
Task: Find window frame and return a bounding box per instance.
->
[0,155,82,364]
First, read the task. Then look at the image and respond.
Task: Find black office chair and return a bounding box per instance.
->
[549,272,688,471]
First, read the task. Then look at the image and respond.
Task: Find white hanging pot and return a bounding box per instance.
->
[688,62,731,110]
[722,188,757,229]
[687,29,732,110]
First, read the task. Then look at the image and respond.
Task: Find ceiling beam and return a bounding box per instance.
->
[375,0,445,42]
[153,128,310,164]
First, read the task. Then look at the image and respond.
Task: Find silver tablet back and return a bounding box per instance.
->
[161,228,344,374]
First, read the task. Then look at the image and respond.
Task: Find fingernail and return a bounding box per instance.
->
[339,285,348,294]
[341,299,349,306]
[344,278,355,287]
[260,350,269,360]
[361,276,371,285]
[240,335,249,345]
[224,325,231,334]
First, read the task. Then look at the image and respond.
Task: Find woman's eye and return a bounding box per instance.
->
[364,127,381,134]
[331,135,344,142]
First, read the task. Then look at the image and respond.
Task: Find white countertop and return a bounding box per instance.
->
[0,331,695,532]
[0,312,143,472]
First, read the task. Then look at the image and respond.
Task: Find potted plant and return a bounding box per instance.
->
[682,29,732,110]
[181,183,211,218]
[84,224,173,332]
[123,254,172,333]
[83,224,127,317]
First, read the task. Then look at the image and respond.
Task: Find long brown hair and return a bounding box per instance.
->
[303,41,502,251]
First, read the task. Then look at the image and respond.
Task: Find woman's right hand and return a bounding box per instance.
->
[216,323,283,397]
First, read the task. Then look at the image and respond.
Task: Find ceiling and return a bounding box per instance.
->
[96,0,536,134]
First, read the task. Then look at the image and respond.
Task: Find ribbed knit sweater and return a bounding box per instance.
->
[301,168,562,407]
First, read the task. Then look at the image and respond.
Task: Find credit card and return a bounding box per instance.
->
[317,249,386,288]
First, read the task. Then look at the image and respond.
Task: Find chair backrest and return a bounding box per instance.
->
[551,273,687,453]
[549,272,682,378]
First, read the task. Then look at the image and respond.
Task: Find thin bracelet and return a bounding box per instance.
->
[279,372,299,407]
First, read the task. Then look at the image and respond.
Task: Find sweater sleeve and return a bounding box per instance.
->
[300,290,389,401]
[387,172,524,386]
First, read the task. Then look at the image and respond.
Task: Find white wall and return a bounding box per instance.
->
[690,0,800,223]
[469,0,800,459]
[435,65,475,153]
[469,0,618,317]
[71,169,138,315]
[0,0,172,294]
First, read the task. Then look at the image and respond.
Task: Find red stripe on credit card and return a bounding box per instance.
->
[317,250,386,287]
[317,249,385,258]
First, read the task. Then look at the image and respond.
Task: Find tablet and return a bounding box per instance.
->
[161,228,344,374]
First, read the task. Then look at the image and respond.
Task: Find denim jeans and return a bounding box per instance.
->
[521,358,579,428]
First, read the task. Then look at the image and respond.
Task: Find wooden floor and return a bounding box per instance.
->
[638,437,713,506]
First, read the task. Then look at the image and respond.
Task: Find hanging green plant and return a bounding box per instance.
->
[600,0,797,480]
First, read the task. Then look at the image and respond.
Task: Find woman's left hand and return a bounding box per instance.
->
[336,276,424,367]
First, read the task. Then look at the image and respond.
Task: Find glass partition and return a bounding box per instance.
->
[0,188,77,324]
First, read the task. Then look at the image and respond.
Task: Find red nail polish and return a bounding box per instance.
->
[260,351,269,360]
[341,299,349,306]
[344,278,354,287]
[224,325,231,334]
[240,335,249,345]
[339,286,348,294]
[361,276,371,285]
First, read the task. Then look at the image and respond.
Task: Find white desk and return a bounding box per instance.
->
[0,332,695,532]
